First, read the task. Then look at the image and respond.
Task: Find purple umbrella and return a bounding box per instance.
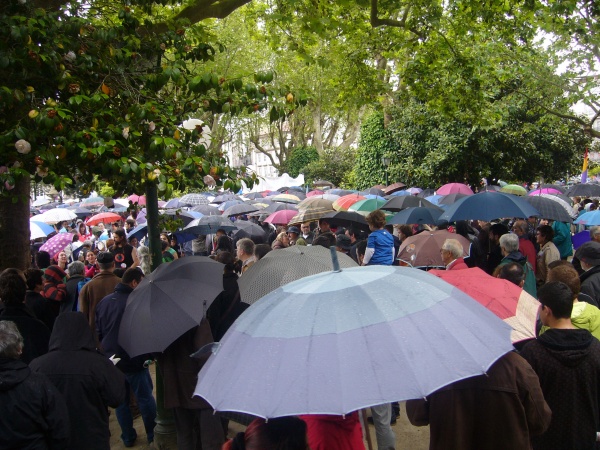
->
[40,233,75,260]
[528,188,562,196]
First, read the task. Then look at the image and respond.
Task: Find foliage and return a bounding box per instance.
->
[302,147,355,188]
[285,146,319,177]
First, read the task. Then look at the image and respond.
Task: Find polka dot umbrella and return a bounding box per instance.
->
[39,232,75,260]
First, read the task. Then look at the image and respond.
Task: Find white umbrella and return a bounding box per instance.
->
[32,197,51,207]
[34,208,77,225]
[30,220,55,239]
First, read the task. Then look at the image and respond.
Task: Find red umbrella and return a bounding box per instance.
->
[263,209,298,225]
[436,183,474,195]
[128,194,146,205]
[306,190,325,197]
[429,267,539,344]
[86,212,122,226]
[332,194,366,211]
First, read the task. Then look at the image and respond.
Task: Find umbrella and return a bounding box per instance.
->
[528,188,562,196]
[161,210,202,226]
[347,198,387,215]
[540,184,566,193]
[67,206,92,220]
[429,267,539,344]
[244,192,267,200]
[127,194,146,205]
[306,190,325,197]
[81,196,106,208]
[232,220,267,242]
[126,224,148,241]
[361,188,385,197]
[417,189,436,198]
[332,194,366,211]
[312,180,334,188]
[572,230,591,249]
[406,187,423,195]
[271,194,302,204]
[85,212,122,226]
[30,220,55,240]
[381,196,441,212]
[222,203,260,217]
[565,183,600,198]
[438,192,541,223]
[180,193,211,206]
[523,196,574,222]
[388,207,443,226]
[383,182,406,195]
[191,205,221,216]
[184,215,237,235]
[389,190,411,197]
[397,230,471,268]
[329,189,355,196]
[34,208,77,225]
[195,264,513,418]
[163,197,183,209]
[438,193,469,205]
[500,184,528,196]
[297,197,334,211]
[39,232,75,259]
[119,256,225,358]
[538,194,576,219]
[424,194,444,206]
[263,210,298,225]
[212,193,241,204]
[32,197,51,207]
[288,207,333,225]
[237,245,358,305]
[436,183,474,195]
[574,210,600,226]
[321,211,370,232]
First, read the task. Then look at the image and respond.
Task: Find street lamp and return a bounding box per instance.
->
[382,156,391,186]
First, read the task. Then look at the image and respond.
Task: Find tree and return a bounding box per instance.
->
[303,147,356,188]
[285,146,319,178]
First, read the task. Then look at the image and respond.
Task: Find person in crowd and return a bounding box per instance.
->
[345,227,361,263]
[300,222,315,245]
[214,234,234,255]
[125,218,136,232]
[363,210,394,266]
[95,268,156,447]
[127,235,139,249]
[161,240,175,263]
[170,235,182,258]
[440,239,468,270]
[384,225,401,265]
[493,233,536,297]
[487,223,509,275]
[498,262,526,289]
[535,224,560,288]
[552,220,573,260]
[254,243,272,261]
[272,231,290,250]
[312,231,337,249]
[287,226,302,246]
[192,234,208,256]
[30,312,126,450]
[36,250,52,270]
[222,417,309,450]
[79,251,121,330]
[85,250,100,278]
[64,261,86,314]
[0,320,70,449]
[336,234,353,257]
[24,268,56,331]
[300,413,365,450]
[137,245,152,275]
[511,220,537,273]
[317,218,332,236]
[110,228,140,269]
[0,268,50,363]
[77,221,91,242]
[575,241,600,308]
[406,351,551,450]
[160,233,179,260]
[54,251,68,271]
[42,264,68,319]
[521,281,600,449]
[236,238,256,274]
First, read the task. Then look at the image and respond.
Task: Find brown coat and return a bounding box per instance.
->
[406,352,551,450]
[78,271,120,329]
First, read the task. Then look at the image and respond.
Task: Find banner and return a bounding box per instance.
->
[582,148,589,184]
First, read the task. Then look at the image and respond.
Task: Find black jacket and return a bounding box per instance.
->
[0,357,70,449]
[30,312,126,450]
[580,265,600,308]
[25,290,57,331]
[0,303,50,364]
[64,274,84,314]
[207,272,248,341]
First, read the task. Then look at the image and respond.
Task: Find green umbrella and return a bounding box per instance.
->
[347,198,387,215]
[500,184,528,196]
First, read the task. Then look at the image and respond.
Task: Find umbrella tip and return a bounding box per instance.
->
[190,342,220,359]
[330,246,341,272]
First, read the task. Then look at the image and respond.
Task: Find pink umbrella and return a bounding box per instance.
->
[263,209,298,225]
[306,190,325,197]
[436,183,474,196]
[528,188,562,196]
[128,194,146,205]
[40,233,75,260]
[406,187,423,195]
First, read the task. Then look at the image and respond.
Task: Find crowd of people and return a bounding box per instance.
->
[3,191,600,449]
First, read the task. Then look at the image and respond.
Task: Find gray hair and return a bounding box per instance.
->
[0,321,24,359]
[590,226,600,240]
[512,220,528,234]
[137,246,152,275]
[68,260,85,276]
[500,233,520,253]
[236,238,255,256]
[442,239,464,259]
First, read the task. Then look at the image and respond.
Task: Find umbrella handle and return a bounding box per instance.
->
[330,246,341,272]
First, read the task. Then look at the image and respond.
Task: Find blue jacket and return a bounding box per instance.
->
[552,221,573,259]
[366,229,395,266]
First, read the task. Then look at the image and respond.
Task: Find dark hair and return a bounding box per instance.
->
[498,262,525,287]
[536,224,554,242]
[346,227,359,239]
[398,225,413,239]
[216,251,236,273]
[312,232,337,249]
[366,210,386,229]
[24,268,44,290]
[113,228,127,238]
[538,281,573,319]
[224,417,308,450]
[254,244,272,261]
[0,268,26,306]
[489,223,509,238]
[216,235,234,254]
[161,240,169,251]
[112,268,126,278]
[547,264,580,298]
[455,220,475,239]
[35,250,51,269]
[122,267,144,285]
[356,239,368,257]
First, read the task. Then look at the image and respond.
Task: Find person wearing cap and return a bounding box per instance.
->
[575,241,600,308]
[287,226,301,246]
[78,252,121,330]
[335,234,352,257]
[110,228,140,269]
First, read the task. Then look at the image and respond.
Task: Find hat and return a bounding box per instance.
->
[575,241,600,267]
[287,226,300,235]
[96,251,114,264]
[336,234,352,251]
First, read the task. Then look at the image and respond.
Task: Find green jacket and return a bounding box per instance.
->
[540,302,600,341]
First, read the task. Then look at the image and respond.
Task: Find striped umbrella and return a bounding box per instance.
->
[30,220,55,240]
[347,198,387,215]
[332,194,366,211]
[297,197,334,211]
[288,207,333,225]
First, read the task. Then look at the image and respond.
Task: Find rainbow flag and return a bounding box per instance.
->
[582,149,589,183]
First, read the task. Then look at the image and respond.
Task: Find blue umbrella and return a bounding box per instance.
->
[388,207,443,225]
[127,224,149,241]
[30,220,55,240]
[163,197,182,208]
[438,192,541,222]
[184,215,236,235]
[389,190,412,197]
[574,210,600,226]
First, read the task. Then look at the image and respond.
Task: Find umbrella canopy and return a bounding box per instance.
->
[127,194,146,205]
[573,230,591,249]
[191,205,221,216]
[438,193,469,205]
[540,184,566,193]
[329,189,355,196]
[539,194,576,218]
[361,188,385,197]
[347,198,387,215]
[34,208,77,225]
[397,230,471,268]
[244,192,267,200]
[86,212,122,226]
[81,196,106,208]
[271,193,302,204]
[429,267,539,344]
[406,187,423,195]
[436,183,474,195]
[388,207,443,226]
[212,193,242,204]
[238,245,358,305]
[383,182,406,195]
[288,207,333,225]
[297,197,334,211]
[306,190,325,197]
[321,210,370,232]
[126,224,148,241]
[523,196,574,222]
[499,184,528,196]
[184,215,237,235]
[574,210,600,226]
[424,194,444,206]
[30,220,55,240]
[67,206,92,220]
[218,200,244,212]
[163,197,183,209]
[180,193,211,206]
[565,183,600,198]
[389,190,411,197]
[438,192,541,223]
[263,209,298,225]
[222,203,260,217]
[312,180,334,188]
[119,257,224,357]
[381,196,441,212]
[161,210,202,226]
[32,197,51,207]
[528,188,562,196]
[332,194,366,211]
[232,220,267,242]
[417,188,436,198]
[195,265,512,418]
[39,232,75,259]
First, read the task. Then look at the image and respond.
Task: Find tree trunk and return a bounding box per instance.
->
[0,177,31,271]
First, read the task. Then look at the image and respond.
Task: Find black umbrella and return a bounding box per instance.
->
[439,192,541,222]
[381,196,442,212]
[118,256,224,357]
[212,193,242,204]
[191,204,221,216]
[438,193,469,205]
[68,206,92,220]
[222,203,260,217]
[417,189,436,198]
[231,220,267,243]
[184,215,236,235]
[321,210,370,232]
[523,196,574,222]
[565,183,600,197]
[388,207,443,225]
